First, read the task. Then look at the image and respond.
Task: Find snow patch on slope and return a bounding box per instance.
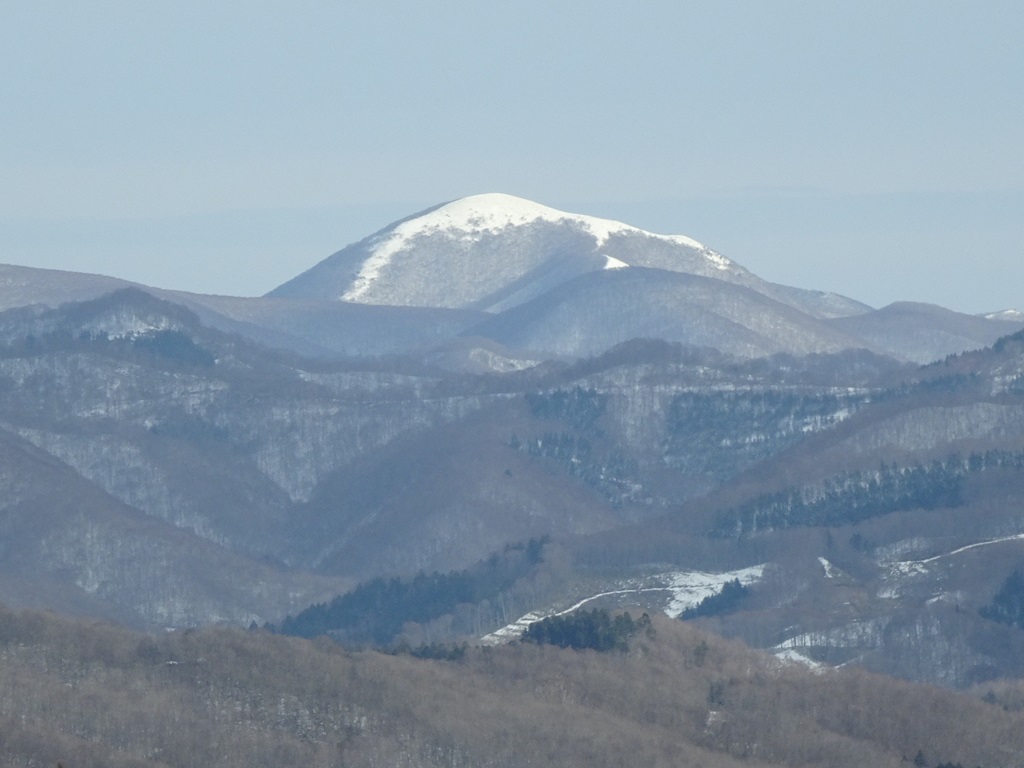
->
[818,557,841,579]
[892,534,1024,572]
[984,309,1024,322]
[480,564,765,645]
[343,193,727,301]
[663,565,765,618]
[774,648,825,669]
[879,533,1024,598]
[466,347,541,372]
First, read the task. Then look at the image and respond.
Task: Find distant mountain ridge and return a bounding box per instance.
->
[3,194,1021,365]
[264,192,1019,363]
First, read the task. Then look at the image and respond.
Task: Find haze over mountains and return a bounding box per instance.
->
[2,193,1024,691]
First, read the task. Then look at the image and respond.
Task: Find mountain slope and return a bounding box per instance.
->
[566,331,1024,687]
[464,267,875,359]
[0,424,345,627]
[0,263,136,311]
[164,291,490,359]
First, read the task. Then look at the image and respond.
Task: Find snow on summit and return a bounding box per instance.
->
[382,192,703,248]
[343,193,729,302]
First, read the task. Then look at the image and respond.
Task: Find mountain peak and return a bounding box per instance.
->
[380,191,715,252]
[339,192,729,303]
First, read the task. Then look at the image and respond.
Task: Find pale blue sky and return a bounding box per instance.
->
[1,2,1022,313]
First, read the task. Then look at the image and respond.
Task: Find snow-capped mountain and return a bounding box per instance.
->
[268,193,868,319]
[266,193,1024,361]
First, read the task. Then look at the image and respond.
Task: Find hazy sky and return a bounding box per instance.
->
[2,2,1022,313]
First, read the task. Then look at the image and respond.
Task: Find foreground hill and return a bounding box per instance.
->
[1,603,1021,768]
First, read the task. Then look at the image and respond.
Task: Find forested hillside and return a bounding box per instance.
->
[2,603,1022,768]
[275,539,548,645]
